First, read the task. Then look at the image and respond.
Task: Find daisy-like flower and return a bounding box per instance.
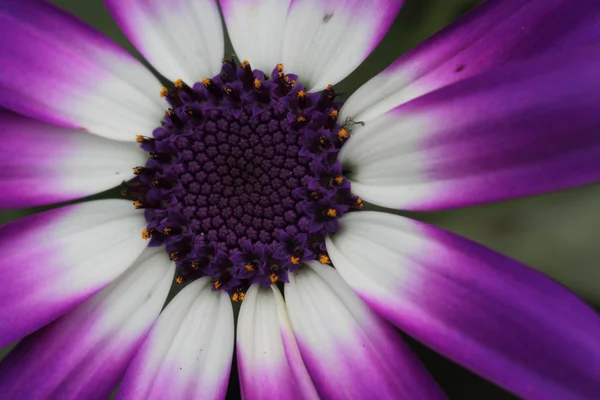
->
[0,0,599,398]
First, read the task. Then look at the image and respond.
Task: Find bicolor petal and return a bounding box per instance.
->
[341,0,600,121]
[0,0,163,141]
[340,49,600,210]
[0,199,147,347]
[220,0,290,74]
[105,0,224,83]
[282,0,403,92]
[285,262,445,400]
[117,278,234,400]
[0,248,174,399]
[0,110,146,209]
[327,211,600,400]
[237,284,318,400]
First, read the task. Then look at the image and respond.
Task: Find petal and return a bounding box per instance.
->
[0,248,174,399]
[0,110,145,209]
[105,0,224,83]
[340,49,600,211]
[327,211,600,400]
[341,0,600,122]
[220,0,290,73]
[285,262,445,400]
[117,278,234,400]
[237,284,319,400]
[282,0,403,92]
[0,199,147,347]
[0,0,164,141]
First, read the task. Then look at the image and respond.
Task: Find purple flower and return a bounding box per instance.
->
[0,0,599,399]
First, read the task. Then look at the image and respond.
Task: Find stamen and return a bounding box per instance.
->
[290,256,301,265]
[269,273,279,283]
[160,87,169,98]
[141,229,152,240]
[318,254,330,264]
[326,208,337,217]
[175,275,185,284]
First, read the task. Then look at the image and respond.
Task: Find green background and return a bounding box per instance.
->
[1,0,598,398]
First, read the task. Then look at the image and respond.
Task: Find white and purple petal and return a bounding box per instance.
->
[285,262,445,400]
[0,199,147,347]
[220,0,291,74]
[0,0,163,141]
[105,0,224,83]
[282,0,403,92]
[341,0,600,121]
[327,211,600,400]
[0,110,145,209]
[117,278,234,400]
[341,49,600,210]
[237,284,318,400]
[0,248,173,399]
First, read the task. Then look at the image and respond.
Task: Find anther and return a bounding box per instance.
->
[202,78,222,98]
[326,208,337,217]
[244,264,255,272]
[133,200,145,209]
[232,291,245,302]
[174,79,185,89]
[290,256,301,265]
[136,135,155,145]
[269,273,279,283]
[190,261,200,270]
[169,251,180,261]
[253,79,262,89]
[334,176,344,185]
[337,128,349,140]
[318,254,331,264]
[213,280,223,289]
[166,109,183,128]
[141,229,152,240]
[133,166,155,176]
[175,275,185,284]
[159,87,169,98]
[356,198,364,208]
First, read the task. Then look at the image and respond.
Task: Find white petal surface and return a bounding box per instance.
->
[0,199,147,347]
[220,0,291,73]
[0,248,174,399]
[0,110,146,209]
[0,0,164,141]
[237,284,318,400]
[105,0,224,83]
[282,0,403,92]
[117,278,234,400]
[285,262,445,399]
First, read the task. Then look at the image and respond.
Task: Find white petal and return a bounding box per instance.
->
[282,0,403,92]
[237,284,318,400]
[220,0,291,73]
[117,278,234,400]
[105,0,224,82]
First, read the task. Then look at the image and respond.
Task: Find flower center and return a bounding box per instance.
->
[124,60,362,297]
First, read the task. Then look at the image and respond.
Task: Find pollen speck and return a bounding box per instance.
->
[169,251,179,261]
[269,273,279,283]
[334,176,344,185]
[356,198,364,208]
[163,227,172,235]
[213,280,223,289]
[319,254,330,264]
[159,87,169,97]
[326,208,337,217]
[174,79,184,88]
[329,110,339,118]
[202,78,212,87]
[244,264,255,272]
[141,229,152,240]
[290,256,300,265]
[175,275,184,284]
[337,128,348,139]
[253,79,262,89]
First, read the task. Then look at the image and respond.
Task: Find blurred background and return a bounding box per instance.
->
[1,0,598,398]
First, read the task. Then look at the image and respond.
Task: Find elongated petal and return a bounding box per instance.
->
[105,0,223,83]
[237,284,318,400]
[0,248,173,399]
[282,0,403,92]
[327,211,600,400]
[0,110,145,209]
[285,262,445,400]
[117,278,234,400]
[0,199,147,347]
[0,0,163,141]
[340,49,600,210]
[341,0,600,122]
[220,0,290,73]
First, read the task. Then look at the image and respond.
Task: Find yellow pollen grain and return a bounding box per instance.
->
[163,227,172,235]
[327,84,333,90]
[244,264,255,272]
[174,79,184,88]
[269,273,279,283]
[202,78,212,87]
[297,90,306,98]
[253,79,262,89]
[290,256,300,265]
[175,276,184,284]
[337,129,348,139]
[133,167,142,175]
[213,280,223,289]
[159,87,168,97]
[238,292,245,301]
[166,109,174,117]
[141,229,151,240]
[224,87,233,95]
[191,261,200,270]
[319,254,330,264]
[232,293,240,302]
[135,135,144,143]
[356,198,364,208]
[334,176,344,185]
[133,200,144,208]
[276,63,284,71]
[329,110,339,118]
[169,251,179,261]
[297,115,307,123]
[241,60,250,68]
[326,208,337,217]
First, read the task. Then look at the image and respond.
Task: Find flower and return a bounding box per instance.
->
[0,0,599,399]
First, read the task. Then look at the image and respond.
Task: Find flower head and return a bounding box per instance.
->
[0,0,599,399]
